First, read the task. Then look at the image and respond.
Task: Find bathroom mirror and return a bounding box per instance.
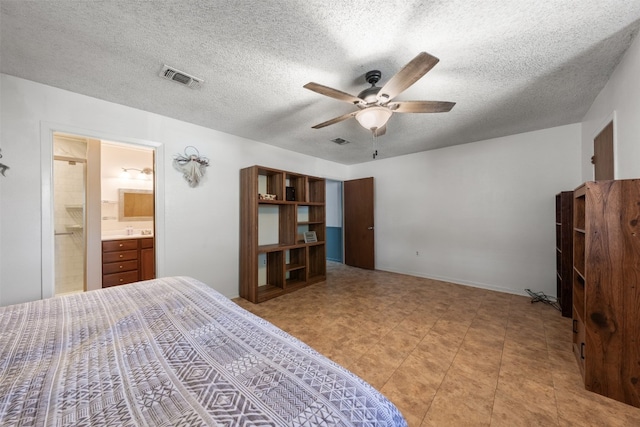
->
[118,189,154,221]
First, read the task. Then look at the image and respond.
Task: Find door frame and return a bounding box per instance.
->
[40,122,165,299]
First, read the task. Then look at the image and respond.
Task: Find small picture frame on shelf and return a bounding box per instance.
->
[303,231,317,243]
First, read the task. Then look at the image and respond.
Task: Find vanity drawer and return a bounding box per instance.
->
[102,237,155,288]
[103,239,138,252]
[102,260,138,275]
[103,271,139,288]
[103,250,138,263]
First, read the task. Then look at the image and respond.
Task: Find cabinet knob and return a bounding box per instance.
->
[119,243,123,247]
[119,265,123,269]
[119,278,123,282]
[119,254,123,258]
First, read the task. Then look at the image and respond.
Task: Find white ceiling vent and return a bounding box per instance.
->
[159,65,203,89]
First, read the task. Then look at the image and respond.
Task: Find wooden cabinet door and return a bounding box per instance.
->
[344,177,374,270]
[140,247,155,280]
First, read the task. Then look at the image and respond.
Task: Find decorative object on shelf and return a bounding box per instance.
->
[173,146,209,187]
[286,186,295,201]
[0,148,9,177]
[121,167,153,180]
[303,231,317,243]
[258,193,277,200]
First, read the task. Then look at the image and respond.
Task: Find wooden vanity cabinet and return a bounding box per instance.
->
[140,238,155,280]
[102,237,155,287]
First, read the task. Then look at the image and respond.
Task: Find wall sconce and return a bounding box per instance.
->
[121,167,153,180]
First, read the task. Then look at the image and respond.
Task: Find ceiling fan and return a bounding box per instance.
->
[303,52,455,137]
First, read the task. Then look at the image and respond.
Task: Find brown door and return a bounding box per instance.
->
[593,121,614,180]
[344,177,375,269]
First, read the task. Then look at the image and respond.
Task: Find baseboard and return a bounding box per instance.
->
[375,266,530,297]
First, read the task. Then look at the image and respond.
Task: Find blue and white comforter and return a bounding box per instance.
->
[0,276,406,426]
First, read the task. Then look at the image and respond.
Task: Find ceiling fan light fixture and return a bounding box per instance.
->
[355,106,392,131]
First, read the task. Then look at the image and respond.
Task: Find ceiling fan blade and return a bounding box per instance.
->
[377,52,440,104]
[389,101,455,113]
[304,82,363,105]
[311,111,358,129]
[373,124,387,137]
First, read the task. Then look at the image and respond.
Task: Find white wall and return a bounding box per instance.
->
[349,124,582,296]
[3,65,618,304]
[0,74,348,306]
[581,32,640,181]
[326,180,342,227]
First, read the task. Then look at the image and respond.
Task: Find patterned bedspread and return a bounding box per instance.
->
[0,276,406,426]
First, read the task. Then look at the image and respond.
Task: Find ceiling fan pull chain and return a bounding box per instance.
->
[372,132,378,159]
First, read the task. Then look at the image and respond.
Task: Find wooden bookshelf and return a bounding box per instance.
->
[239,166,326,303]
[555,191,573,317]
[571,180,640,407]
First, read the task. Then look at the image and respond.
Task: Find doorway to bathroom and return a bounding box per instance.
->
[52,132,156,296]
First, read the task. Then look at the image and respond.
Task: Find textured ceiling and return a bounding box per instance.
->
[1,1,640,165]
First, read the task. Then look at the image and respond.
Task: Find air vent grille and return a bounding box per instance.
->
[331,138,350,145]
[159,65,203,89]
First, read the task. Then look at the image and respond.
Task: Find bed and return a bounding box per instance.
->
[0,276,406,426]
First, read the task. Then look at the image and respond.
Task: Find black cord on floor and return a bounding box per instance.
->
[524,288,560,311]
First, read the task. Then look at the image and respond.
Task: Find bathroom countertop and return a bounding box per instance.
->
[101,234,154,241]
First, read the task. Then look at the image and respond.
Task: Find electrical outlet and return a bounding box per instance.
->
[416,251,419,256]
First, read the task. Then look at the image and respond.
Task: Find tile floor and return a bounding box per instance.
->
[234,262,640,426]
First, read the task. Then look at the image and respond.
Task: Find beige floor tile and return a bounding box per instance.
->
[394,314,437,338]
[462,326,507,349]
[348,350,401,390]
[495,376,558,416]
[423,370,496,426]
[502,338,549,363]
[413,332,462,372]
[490,391,559,426]
[451,345,502,388]
[555,387,640,426]
[381,356,442,426]
[498,351,555,388]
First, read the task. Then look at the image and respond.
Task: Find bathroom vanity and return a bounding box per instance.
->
[102,236,154,288]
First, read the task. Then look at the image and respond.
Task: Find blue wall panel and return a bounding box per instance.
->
[326,226,343,262]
